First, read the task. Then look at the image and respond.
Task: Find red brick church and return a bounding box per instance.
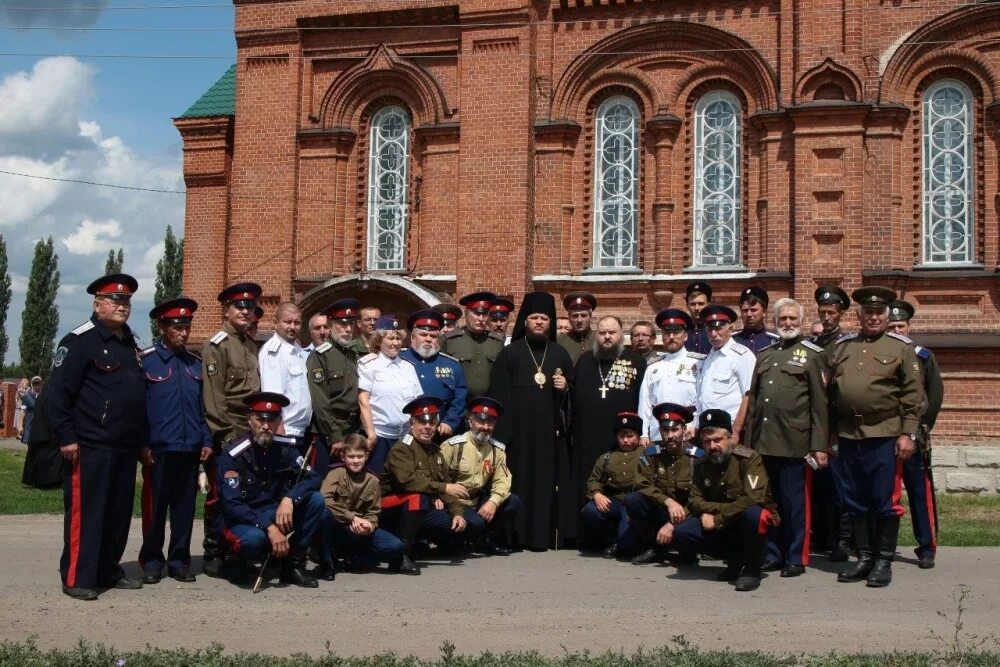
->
[175,0,1000,441]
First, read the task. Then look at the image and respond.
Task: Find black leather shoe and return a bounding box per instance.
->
[389,554,421,575]
[631,548,663,565]
[280,558,318,588]
[142,570,161,585]
[780,564,805,578]
[838,555,874,582]
[202,557,223,578]
[62,585,99,601]
[168,569,196,583]
[917,552,936,569]
[113,576,143,590]
[866,559,893,587]
[601,543,619,559]
[475,535,511,556]
[317,563,337,581]
[734,574,761,591]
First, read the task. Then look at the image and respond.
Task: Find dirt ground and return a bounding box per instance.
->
[1,514,998,658]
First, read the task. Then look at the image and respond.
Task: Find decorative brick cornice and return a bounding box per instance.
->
[297,127,357,156]
[645,113,682,146]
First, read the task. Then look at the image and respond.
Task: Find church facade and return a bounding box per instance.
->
[176,0,1000,440]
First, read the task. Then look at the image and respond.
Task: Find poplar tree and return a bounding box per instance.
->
[19,237,60,377]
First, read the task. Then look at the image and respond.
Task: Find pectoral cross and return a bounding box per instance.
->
[599,385,608,399]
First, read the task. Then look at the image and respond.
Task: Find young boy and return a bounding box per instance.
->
[580,412,650,559]
[320,434,404,575]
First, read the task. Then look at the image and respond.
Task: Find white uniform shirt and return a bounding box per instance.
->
[696,337,756,423]
[638,348,705,440]
[258,333,312,436]
[358,352,423,439]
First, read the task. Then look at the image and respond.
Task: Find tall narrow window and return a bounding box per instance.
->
[367,105,410,271]
[693,90,741,267]
[923,80,974,265]
[592,96,639,269]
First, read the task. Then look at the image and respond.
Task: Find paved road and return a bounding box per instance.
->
[1,515,998,658]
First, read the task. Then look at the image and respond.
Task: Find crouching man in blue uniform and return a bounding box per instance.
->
[218,391,325,588]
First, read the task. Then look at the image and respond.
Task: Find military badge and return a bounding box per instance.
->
[206,362,218,376]
[224,470,239,489]
[54,345,69,368]
[311,368,325,382]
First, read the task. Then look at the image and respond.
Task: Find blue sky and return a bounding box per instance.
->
[0,1,236,363]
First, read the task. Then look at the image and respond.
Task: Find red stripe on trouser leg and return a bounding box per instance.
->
[381,493,422,511]
[758,509,773,535]
[801,464,813,567]
[892,460,905,518]
[924,475,937,552]
[223,528,241,554]
[66,458,83,588]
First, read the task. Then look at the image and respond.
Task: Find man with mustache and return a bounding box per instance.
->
[399,310,468,439]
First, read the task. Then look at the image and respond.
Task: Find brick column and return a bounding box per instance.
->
[645,113,681,273]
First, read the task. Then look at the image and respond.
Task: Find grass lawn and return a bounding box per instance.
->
[1,448,997,545]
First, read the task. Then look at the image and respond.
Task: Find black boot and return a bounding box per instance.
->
[735,533,767,592]
[829,513,852,562]
[389,553,421,575]
[866,515,899,588]
[280,556,318,588]
[631,548,664,565]
[475,534,511,556]
[717,561,741,582]
[317,562,337,581]
[838,515,874,582]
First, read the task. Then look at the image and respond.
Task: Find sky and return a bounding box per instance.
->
[0,0,237,364]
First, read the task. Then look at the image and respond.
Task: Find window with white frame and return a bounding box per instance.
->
[922,80,974,265]
[693,90,742,267]
[592,96,639,269]
[366,105,410,271]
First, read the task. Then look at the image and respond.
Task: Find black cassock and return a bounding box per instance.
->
[569,350,647,522]
[487,338,573,550]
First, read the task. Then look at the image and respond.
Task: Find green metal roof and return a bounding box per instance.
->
[178,65,236,119]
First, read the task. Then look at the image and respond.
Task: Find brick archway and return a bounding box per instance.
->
[297,274,442,323]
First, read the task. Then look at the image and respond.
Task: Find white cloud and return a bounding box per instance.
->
[61,218,122,255]
[0,155,70,226]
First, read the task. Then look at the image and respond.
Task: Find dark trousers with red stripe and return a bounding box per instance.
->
[60,445,137,589]
[762,456,812,567]
[380,493,485,547]
[202,452,223,559]
[139,451,200,573]
[901,453,937,557]
[832,437,904,519]
[673,505,774,567]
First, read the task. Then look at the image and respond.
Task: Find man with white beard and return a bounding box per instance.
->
[399,310,468,439]
[744,298,829,578]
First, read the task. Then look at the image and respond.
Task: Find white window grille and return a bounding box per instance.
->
[366,105,410,271]
[693,90,742,267]
[592,96,639,269]
[922,80,974,265]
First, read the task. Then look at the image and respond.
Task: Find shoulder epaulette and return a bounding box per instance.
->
[359,353,378,365]
[209,331,228,345]
[887,332,913,344]
[685,351,707,360]
[226,437,252,457]
[733,328,743,335]
[684,445,706,459]
[758,342,778,353]
[836,332,858,344]
[801,340,823,353]
[140,346,156,357]
[646,353,664,364]
[262,336,282,354]
[766,331,781,339]
[438,351,459,362]
[489,437,506,451]
[732,445,754,458]
[273,434,297,447]
[914,345,931,360]
[443,433,466,446]
[71,321,95,336]
[729,341,749,356]
[314,341,332,354]
[443,328,464,340]
[488,331,505,342]
[401,433,414,446]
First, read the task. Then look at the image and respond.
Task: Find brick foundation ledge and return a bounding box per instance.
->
[930,443,1000,494]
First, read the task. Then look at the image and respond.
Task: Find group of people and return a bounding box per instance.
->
[45,270,941,600]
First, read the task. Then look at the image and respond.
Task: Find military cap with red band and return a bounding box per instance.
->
[615,411,644,434]
[87,273,138,297]
[243,391,290,415]
[700,304,739,328]
[433,303,463,324]
[217,281,262,306]
[149,297,198,324]
[324,298,361,322]
[655,308,693,331]
[563,291,597,312]
[653,402,693,427]
[403,395,444,422]
[459,291,497,314]
[490,298,514,320]
[408,309,443,331]
[468,396,504,420]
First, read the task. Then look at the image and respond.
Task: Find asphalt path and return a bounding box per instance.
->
[1,515,998,658]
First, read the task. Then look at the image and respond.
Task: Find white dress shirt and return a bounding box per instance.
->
[258,333,312,436]
[638,348,705,440]
[358,352,423,439]
[696,337,756,423]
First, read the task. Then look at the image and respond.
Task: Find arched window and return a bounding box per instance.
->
[922,80,974,265]
[592,96,639,269]
[367,105,410,271]
[693,90,742,267]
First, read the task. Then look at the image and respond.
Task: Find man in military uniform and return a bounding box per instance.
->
[745,298,829,577]
[811,284,850,349]
[490,298,514,339]
[381,397,484,574]
[307,298,364,462]
[733,286,780,354]
[201,281,263,576]
[672,409,778,592]
[638,309,704,446]
[440,291,505,405]
[218,392,325,588]
[888,299,944,569]
[305,312,330,352]
[433,303,463,334]
[50,273,147,600]
[696,304,755,436]
[440,396,519,555]
[139,297,213,584]
[626,403,698,565]
[400,310,468,438]
[629,321,659,363]
[828,286,924,588]
[557,291,597,365]
[684,282,713,355]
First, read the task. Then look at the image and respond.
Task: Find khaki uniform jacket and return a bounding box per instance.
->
[383,434,464,517]
[320,464,381,528]
[638,446,694,507]
[306,339,361,443]
[585,448,651,502]
[557,329,596,366]
[827,331,924,439]
[746,337,829,458]
[688,447,777,530]
[439,432,511,507]
[201,321,260,446]
[440,327,505,401]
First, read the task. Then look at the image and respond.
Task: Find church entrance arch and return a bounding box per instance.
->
[297,274,442,325]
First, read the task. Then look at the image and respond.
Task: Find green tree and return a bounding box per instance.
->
[151,226,183,343]
[19,237,60,378]
[0,235,11,365]
[104,247,124,274]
